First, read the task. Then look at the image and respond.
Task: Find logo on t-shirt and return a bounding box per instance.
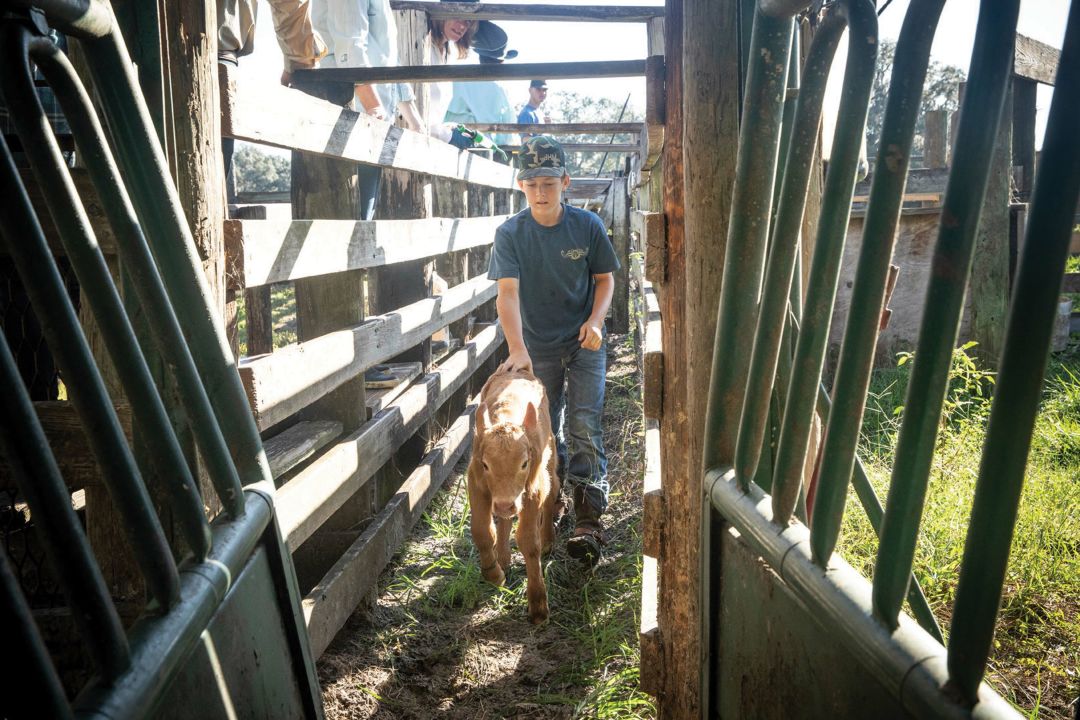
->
[561,248,587,261]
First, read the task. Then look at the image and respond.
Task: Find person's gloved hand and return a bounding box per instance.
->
[449,127,475,151]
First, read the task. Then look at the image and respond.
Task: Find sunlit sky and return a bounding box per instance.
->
[241,1,1071,153]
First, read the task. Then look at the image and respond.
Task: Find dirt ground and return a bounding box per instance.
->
[317,336,653,719]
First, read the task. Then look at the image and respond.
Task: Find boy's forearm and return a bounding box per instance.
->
[587,276,615,325]
[496,291,528,353]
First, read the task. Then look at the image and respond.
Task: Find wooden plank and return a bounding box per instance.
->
[1012,78,1037,199]
[239,273,496,431]
[924,109,948,169]
[293,60,647,85]
[365,362,423,419]
[0,402,132,494]
[850,192,941,204]
[303,405,474,658]
[224,216,508,289]
[1064,273,1080,293]
[468,122,641,135]
[642,55,666,172]
[565,177,613,200]
[276,323,502,550]
[264,420,343,480]
[224,81,515,189]
[389,2,664,22]
[1014,33,1060,85]
[969,84,1012,365]
[852,166,949,198]
[13,168,117,255]
[499,143,639,154]
[642,285,663,422]
[632,210,666,283]
[642,419,662,560]
[641,418,662,694]
[243,285,273,355]
[640,553,661,697]
[610,177,631,334]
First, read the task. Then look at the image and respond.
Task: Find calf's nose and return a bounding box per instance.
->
[493,500,518,518]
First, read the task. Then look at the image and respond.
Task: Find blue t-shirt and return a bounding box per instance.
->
[488,205,620,357]
[517,105,541,125]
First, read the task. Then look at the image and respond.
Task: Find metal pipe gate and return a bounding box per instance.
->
[702,0,1079,716]
[0,1,322,716]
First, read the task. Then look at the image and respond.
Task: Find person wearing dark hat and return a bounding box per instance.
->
[487,136,619,569]
[444,21,517,147]
[516,80,549,139]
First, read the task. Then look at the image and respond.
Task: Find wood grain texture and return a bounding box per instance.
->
[1014,33,1060,85]
[264,420,343,481]
[224,216,507,290]
[292,60,647,84]
[276,323,502,550]
[389,2,664,22]
[239,274,495,430]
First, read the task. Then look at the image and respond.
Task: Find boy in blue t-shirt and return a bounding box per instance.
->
[487,136,620,567]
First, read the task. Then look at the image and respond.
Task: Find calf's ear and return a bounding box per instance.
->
[522,401,538,432]
[476,403,489,434]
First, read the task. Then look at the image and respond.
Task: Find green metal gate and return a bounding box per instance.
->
[0,1,322,716]
[702,0,1079,716]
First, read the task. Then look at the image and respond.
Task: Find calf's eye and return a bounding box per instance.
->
[520,459,529,470]
[481,461,490,472]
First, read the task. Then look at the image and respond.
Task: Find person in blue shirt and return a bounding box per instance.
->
[444,23,517,147]
[516,80,548,140]
[488,136,619,568]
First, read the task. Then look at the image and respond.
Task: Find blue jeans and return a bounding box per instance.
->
[531,342,609,519]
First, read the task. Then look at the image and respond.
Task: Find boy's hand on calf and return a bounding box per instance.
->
[578,322,604,352]
[502,348,533,374]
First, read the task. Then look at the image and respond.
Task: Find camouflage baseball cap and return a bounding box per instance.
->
[516,135,567,179]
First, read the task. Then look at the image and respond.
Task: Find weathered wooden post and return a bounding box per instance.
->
[609,176,631,334]
[924,109,949,169]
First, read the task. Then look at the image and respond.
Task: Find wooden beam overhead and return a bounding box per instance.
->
[292,60,647,84]
[499,143,640,153]
[1014,33,1060,85]
[389,1,664,22]
[468,122,642,135]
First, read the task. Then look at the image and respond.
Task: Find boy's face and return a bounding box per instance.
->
[519,174,571,219]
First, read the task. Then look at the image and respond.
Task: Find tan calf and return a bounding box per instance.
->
[467,369,560,624]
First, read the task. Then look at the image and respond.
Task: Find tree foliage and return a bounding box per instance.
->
[865,40,966,163]
[535,91,643,176]
[232,143,291,193]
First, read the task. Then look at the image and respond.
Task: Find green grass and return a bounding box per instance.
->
[838,343,1080,718]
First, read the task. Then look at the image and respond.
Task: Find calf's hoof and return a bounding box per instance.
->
[481,563,505,586]
[528,602,549,625]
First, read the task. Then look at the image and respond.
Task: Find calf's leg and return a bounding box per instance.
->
[495,515,513,572]
[517,499,549,624]
[468,469,504,585]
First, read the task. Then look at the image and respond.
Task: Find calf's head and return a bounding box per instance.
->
[473,401,541,518]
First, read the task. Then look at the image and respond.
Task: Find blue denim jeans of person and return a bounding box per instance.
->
[531,342,608,520]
